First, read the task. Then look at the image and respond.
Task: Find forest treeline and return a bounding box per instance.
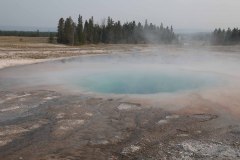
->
[57,15,178,45]
[0,30,55,37]
[212,28,240,45]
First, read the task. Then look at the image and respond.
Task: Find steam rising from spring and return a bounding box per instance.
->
[1,46,240,95]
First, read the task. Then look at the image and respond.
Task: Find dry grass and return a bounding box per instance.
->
[0,36,48,44]
[0,36,51,49]
[0,36,153,68]
[0,36,152,59]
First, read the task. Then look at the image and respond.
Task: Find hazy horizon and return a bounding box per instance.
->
[1,0,240,32]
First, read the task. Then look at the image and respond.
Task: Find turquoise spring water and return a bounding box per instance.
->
[71,70,221,94]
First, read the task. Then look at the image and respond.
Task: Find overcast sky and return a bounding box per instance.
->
[1,0,240,31]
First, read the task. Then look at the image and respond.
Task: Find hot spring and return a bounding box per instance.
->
[69,69,221,94]
[0,50,232,95]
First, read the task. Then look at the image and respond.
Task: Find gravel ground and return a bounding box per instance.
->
[0,90,239,160]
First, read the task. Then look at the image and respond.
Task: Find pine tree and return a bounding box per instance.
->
[106,17,114,43]
[56,15,177,45]
[57,18,65,43]
[144,19,148,30]
[64,17,75,45]
[76,15,84,44]
[88,17,94,43]
[83,20,89,43]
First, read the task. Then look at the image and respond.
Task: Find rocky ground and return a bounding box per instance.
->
[0,90,239,160]
[0,37,240,159]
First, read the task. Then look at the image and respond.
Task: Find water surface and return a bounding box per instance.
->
[68,69,222,94]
